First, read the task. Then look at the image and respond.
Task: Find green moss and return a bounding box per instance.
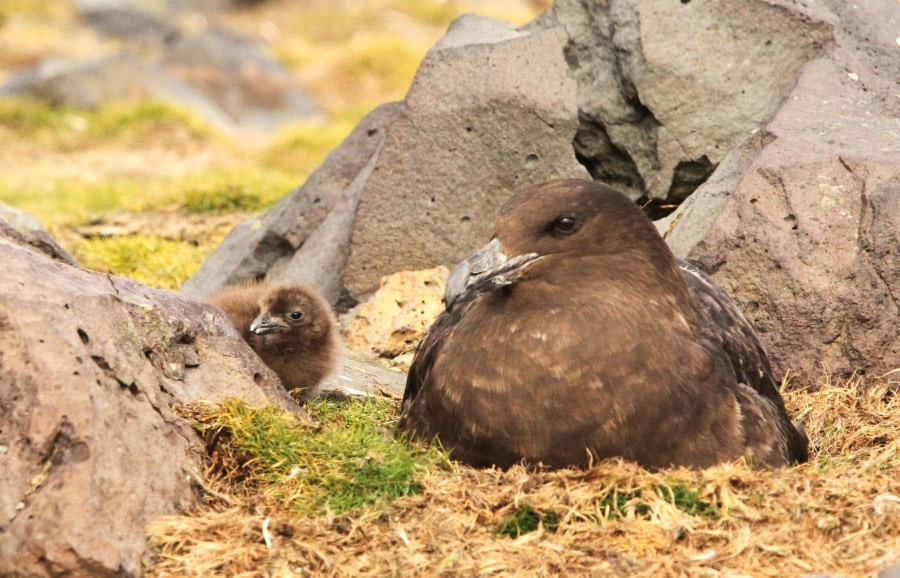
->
[0,99,210,150]
[257,119,355,176]
[497,506,560,538]
[0,166,296,230]
[75,235,210,290]
[0,166,293,291]
[84,101,211,143]
[199,398,448,515]
[592,482,716,521]
[0,178,140,228]
[0,98,74,142]
[167,169,298,214]
[597,488,646,519]
[655,482,718,518]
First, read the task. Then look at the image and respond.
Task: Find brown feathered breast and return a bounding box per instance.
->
[209,282,338,403]
[398,178,808,470]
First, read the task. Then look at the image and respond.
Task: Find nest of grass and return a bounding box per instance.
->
[150,371,899,577]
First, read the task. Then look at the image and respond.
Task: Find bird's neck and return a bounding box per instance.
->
[503,253,698,336]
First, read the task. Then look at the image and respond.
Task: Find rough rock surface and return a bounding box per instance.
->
[0,219,80,267]
[658,0,900,376]
[340,16,589,299]
[184,14,588,303]
[0,228,307,577]
[535,0,832,204]
[0,4,318,133]
[343,266,448,370]
[317,350,407,401]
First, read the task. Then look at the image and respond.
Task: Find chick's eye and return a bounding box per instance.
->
[552,216,580,235]
[288,311,303,320]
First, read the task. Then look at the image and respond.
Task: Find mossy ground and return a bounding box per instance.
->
[175,397,448,516]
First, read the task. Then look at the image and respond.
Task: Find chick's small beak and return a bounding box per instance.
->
[250,315,280,335]
[444,238,540,310]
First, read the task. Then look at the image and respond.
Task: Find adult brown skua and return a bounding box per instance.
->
[209,282,338,403]
[398,178,808,470]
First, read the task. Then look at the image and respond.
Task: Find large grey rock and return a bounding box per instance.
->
[341,15,589,299]
[265,135,386,305]
[184,14,589,303]
[0,227,308,576]
[658,1,900,376]
[534,0,832,204]
[159,27,319,132]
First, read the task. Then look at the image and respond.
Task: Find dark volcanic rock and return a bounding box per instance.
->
[0,227,308,576]
[657,0,900,376]
[534,0,832,203]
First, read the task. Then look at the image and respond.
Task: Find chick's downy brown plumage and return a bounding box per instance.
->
[209,282,338,403]
[399,178,808,471]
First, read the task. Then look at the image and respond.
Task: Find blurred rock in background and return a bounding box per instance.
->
[1,0,319,133]
[0,200,44,233]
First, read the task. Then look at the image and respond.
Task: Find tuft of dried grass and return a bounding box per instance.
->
[149,370,899,577]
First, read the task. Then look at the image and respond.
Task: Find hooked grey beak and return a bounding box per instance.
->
[250,315,280,335]
[444,238,540,310]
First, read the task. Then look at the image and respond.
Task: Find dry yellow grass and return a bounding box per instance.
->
[148,370,899,577]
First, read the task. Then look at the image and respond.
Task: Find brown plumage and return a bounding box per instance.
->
[398,178,808,470]
[209,282,338,403]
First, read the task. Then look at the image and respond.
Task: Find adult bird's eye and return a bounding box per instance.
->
[289,311,303,320]
[552,216,580,235]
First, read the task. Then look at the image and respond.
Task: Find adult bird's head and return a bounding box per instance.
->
[444,178,680,310]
